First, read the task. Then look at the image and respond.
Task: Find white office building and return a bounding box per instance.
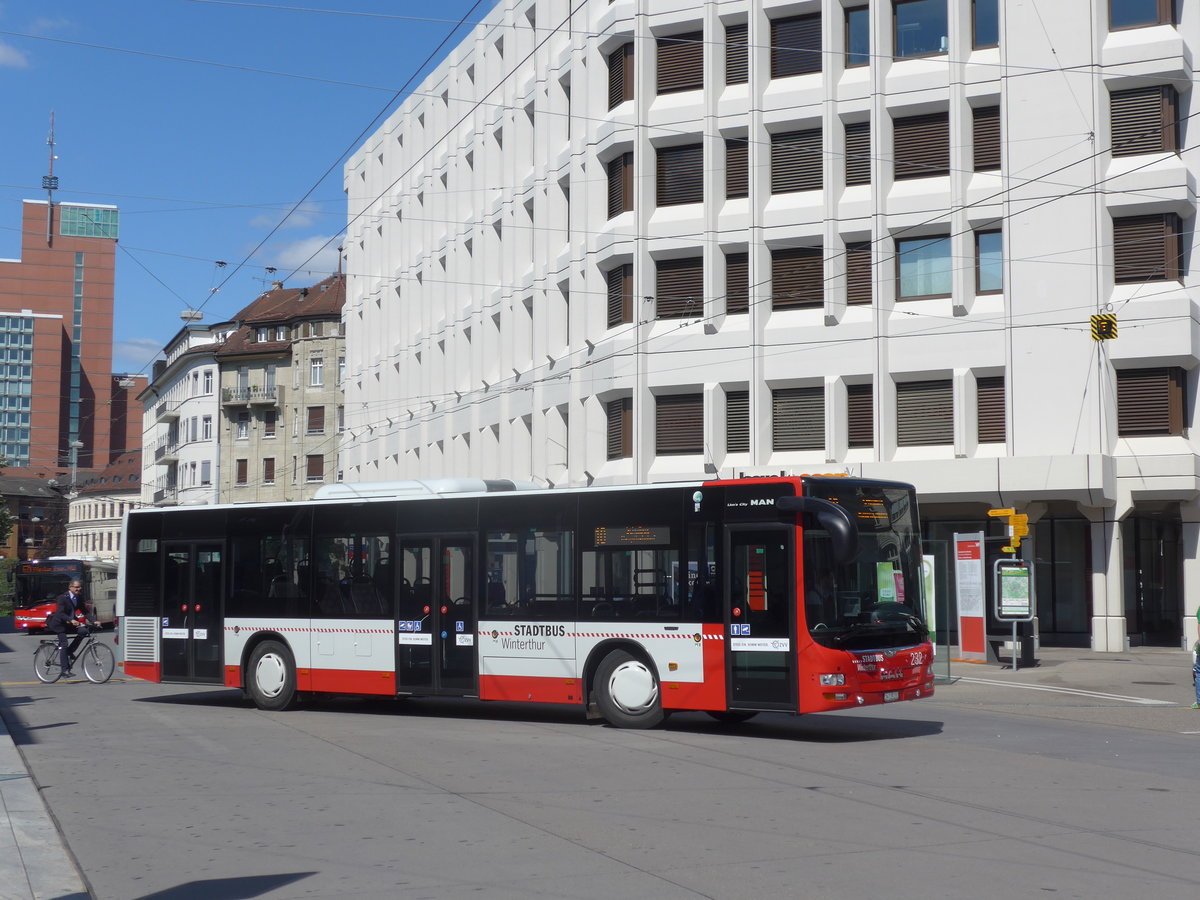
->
[342,0,1197,652]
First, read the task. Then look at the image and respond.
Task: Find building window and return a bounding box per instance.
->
[202,415,212,441]
[306,454,325,482]
[772,246,824,310]
[772,387,824,451]
[201,460,211,485]
[657,31,703,94]
[255,327,269,342]
[846,242,873,305]
[771,129,822,194]
[771,13,822,78]
[972,105,1001,171]
[307,406,325,434]
[725,22,748,85]
[607,152,633,218]
[203,369,213,393]
[337,358,345,384]
[656,257,704,319]
[263,457,276,485]
[726,390,749,452]
[1116,368,1185,436]
[1109,0,1177,30]
[310,357,324,386]
[894,0,948,59]
[235,411,249,440]
[973,0,999,48]
[264,410,276,438]
[846,6,870,67]
[976,230,1003,293]
[977,376,1006,443]
[276,325,288,341]
[844,121,871,186]
[725,138,749,199]
[1112,214,1182,283]
[235,458,248,485]
[725,252,749,315]
[606,397,632,460]
[655,394,703,455]
[1111,86,1178,157]
[656,144,704,206]
[337,406,344,433]
[607,264,633,328]
[608,43,634,109]
[847,383,873,448]
[897,235,952,299]
[897,380,953,445]
[894,112,950,180]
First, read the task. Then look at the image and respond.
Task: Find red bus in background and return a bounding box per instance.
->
[118,476,933,728]
[13,557,119,633]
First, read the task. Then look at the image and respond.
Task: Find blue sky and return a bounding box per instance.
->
[0,0,483,373]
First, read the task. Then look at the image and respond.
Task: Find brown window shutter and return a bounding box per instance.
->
[846,242,872,305]
[771,246,824,310]
[725,22,749,85]
[845,121,871,185]
[608,43,633,110]
[235,458,248,484]
[656,394,704,454]
[847,383,873,448]
[1117,368,1185,436]
[657,31,704,95]
[1111,86,1178,157]
[656,257,704,319]
[772,387,824,451]
[726,390,750,452]
[306,454,324,480]
[657,144,704,206]
[771,129,823,193]
[607,397,633,459]
[894,112,950,180]
[607,264,632,328]
[1113,214,1181,283]
[771,14,822,78]
[896,380,953,445]
[307,406,325,433]
[263,458,275,483]
[976,376,1006,443]
[972,106,1001,171]
[725,252,749,314]
[726,139,749,199]
[607,152,632,218]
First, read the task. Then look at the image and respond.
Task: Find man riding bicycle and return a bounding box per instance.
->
[47,580,98,678]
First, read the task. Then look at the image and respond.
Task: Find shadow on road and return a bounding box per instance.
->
[134,872,316,899]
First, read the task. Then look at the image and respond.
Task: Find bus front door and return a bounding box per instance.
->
[396,535,475,695]
[725,527,795,710]
[160,542,224,683]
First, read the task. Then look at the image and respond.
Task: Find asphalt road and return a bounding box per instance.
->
[0,630,1196,900]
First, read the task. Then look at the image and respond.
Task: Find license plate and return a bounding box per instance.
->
[883,691,900,702]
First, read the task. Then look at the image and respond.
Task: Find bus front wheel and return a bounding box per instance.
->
[594,650,664,729]
[247,640,297,711]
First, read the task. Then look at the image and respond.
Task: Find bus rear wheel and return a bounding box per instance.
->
[247,640,297,711]
[594,650,664,729]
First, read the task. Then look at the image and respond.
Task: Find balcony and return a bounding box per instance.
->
[222,385,284,407]
[154,437,179,464]
[154,400,181,423]
[152,483,178,505]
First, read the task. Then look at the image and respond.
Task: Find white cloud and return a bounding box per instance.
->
[264,236,342,278]
[0,40,28,67]
[112,338,164,374]
[249,201,322,231]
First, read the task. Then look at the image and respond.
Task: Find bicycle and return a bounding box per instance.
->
[34,633,115,684]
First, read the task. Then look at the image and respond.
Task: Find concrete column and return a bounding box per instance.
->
[1083,503,1128,652]
[1180,499,1200,651]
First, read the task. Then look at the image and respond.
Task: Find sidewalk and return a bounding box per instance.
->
[0,709,88,899]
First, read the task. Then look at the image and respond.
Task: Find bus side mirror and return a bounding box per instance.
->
[775,496,859,564]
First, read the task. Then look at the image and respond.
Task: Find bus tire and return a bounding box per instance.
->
[594,650,664,729]
[247,640,297,711]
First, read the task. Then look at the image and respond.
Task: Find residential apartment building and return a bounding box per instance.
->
[341,0,1197,652]
[216,276,346,502]
[66,450,141,559]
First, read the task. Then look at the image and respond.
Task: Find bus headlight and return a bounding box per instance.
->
[819,673,845,686]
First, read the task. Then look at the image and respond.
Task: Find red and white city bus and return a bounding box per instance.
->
[117,476,933,727]
[13,556,119,633]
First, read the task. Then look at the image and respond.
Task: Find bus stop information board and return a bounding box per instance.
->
[993,559,1034,671]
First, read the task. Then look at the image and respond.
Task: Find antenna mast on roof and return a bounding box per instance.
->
[43,111,59,246]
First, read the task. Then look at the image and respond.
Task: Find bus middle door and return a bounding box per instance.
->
[160,542,224,683]
[396,534,475,695]
[725,526,796,710]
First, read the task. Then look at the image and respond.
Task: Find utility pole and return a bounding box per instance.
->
[43,112,59,245]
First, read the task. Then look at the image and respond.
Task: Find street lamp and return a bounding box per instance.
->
[69,440,83,492]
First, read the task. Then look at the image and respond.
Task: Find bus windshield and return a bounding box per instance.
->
[801,482,928,651]
[15,563,81,610]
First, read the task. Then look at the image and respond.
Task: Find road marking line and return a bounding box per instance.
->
[958,676,1175,706]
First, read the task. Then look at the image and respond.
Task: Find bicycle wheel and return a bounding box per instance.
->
[82,642,115,684]
[34,643,62,683]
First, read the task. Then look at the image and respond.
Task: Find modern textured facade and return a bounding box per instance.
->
[0,200,122,475]
[342,0,1197,651]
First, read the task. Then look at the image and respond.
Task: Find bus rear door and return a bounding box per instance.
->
[160,542,224,683]
[725,526,795,710]
[396,534,476,695]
